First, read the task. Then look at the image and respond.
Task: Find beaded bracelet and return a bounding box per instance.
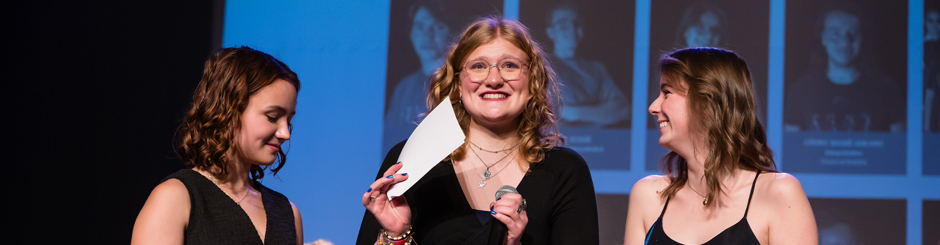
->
[375,227,415,245]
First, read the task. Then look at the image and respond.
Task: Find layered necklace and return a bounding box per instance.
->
[467,140,520,188]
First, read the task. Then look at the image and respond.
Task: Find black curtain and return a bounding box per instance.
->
[10,1,220,243]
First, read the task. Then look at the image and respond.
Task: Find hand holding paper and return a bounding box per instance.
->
[386,97,466,199]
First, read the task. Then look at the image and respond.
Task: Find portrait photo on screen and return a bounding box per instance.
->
[924,2,940,176]
[519,0,635,170]
[645,0,770,171]
[924,200,940,245]
[810,198,906,245]
[596,194,629,245]
[782,0,907,174]
[382,0,504,154]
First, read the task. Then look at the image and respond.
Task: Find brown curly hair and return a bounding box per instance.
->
[426,16,564,165]
[656,47,776,206]
[177,46,300,181]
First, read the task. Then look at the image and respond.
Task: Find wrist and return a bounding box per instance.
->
[504,236,521,245]
[383,226,413,240]
[385,224,411,237]
[377,227,415,245]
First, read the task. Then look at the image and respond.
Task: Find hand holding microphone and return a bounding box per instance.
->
[491,185,528,245]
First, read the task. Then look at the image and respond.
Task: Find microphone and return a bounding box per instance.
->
[495,185,518,200]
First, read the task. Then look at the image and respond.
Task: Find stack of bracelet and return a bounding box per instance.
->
[375,227,415,245]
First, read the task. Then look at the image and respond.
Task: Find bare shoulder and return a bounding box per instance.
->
[759,172,808,202]
[628,175,671,212]
[131,179,190,245]
[754,173,818,244]
[290,201,303,245]
[290,201,300,214]
[624,175,671,245]
[290,201,302,224]
[754,172,813,220]
[631,175,671,195]
[145,179,191,212]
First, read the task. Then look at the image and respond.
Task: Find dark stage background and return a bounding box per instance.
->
[11,1,221,243]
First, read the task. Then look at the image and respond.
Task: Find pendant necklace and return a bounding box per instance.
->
[688,183,708,206]
[468,143,517,188]
[474,151,515,188]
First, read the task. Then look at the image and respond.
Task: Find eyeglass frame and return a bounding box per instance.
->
[457,58,530,82]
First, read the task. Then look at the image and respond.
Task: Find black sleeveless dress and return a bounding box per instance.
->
[644,171,762,245]
[164,169,297,245]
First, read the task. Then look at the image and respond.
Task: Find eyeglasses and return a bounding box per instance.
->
[459,58,529,82]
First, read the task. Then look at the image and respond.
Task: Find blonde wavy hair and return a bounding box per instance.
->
[426,16,564,165]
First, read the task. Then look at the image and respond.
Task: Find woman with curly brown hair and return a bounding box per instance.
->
[357,16,599,245]
[132,47,304,245]
[624,47,816,245]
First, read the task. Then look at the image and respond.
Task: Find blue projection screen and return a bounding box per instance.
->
[223,1,938,244]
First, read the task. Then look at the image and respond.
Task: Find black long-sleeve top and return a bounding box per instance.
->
[356,141,599,244]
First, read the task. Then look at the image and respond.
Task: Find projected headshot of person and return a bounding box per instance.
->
[384,0,457,150]
[545,3,630,128]
[818,223,862,245]
[926,8,940,132]
[814,210,863,245]
[784,2,905,132]
[927,9,940,42]
[675,2,726,48]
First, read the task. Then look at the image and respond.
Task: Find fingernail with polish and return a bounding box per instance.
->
[497,197,501,201]
[386,175,393,179]
[367,188,372,192]
[395,161,401,165]
[401,173,408,176]
[490,211,497,215]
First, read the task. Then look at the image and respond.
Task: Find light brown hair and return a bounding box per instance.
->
[427,16,564,165]
[177,46,300,180]
[657,47,776,206]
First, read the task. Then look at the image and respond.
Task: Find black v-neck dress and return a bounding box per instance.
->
[164,169,297,245]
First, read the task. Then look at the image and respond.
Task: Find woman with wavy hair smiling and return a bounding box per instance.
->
[132,47,304,245]
[358,16,599,245]
[624,47,816,245]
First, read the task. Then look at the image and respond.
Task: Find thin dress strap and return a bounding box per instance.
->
[743,170,761,217]
[659,195,672,218]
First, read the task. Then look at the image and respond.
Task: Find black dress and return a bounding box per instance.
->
[164,169,297,245]
[356,141,600,245]
[644,171,763,244]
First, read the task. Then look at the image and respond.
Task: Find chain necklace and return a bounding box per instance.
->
[687,183,708,206]
[473,150,515,188]
[468,140,521,153]
[214,181,252,205]
[468,141,518,178]
[468,145,516,188]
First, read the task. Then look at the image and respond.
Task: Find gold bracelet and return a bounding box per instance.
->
[382,226,413,240]
[375,228,415,245]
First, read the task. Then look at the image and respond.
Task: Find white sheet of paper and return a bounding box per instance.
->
[386,97,465,199]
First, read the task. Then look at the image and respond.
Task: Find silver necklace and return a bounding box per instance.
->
[687,183,708,205]
[468,145,516,187]
[469,140,521,153]
[473,151,515,188]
